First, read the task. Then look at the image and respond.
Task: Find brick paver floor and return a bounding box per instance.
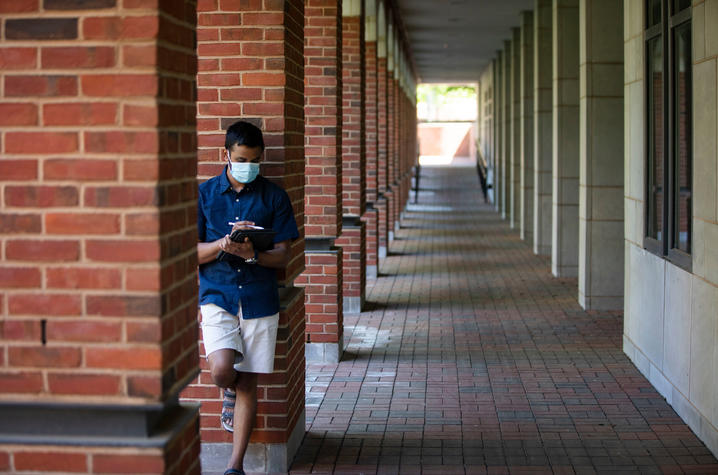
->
[289,165,718,475]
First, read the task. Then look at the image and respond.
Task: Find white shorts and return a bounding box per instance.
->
[200,304,279,374]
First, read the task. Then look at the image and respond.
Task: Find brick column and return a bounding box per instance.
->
[297,0,344,363]
[184,2,306,472]
[363,0,379,280]
[577,0,624,310]
[520,11,534,243]
[390,44,402,235]
[551,0,580,277]
[394,57,404,228]
[385,20,396,243]
[533,0,553,255]
[376,2,389,260]
[335,0,366,314]
[398,65,410,222]
[0,2,199,474]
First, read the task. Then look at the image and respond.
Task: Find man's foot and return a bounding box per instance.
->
[223,469,244,475]
[221,388,236,433]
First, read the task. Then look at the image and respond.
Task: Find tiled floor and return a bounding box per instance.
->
[290,166,718,474]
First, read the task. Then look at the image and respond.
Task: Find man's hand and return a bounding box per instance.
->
[219,233,254,260]
[220,220,255,260]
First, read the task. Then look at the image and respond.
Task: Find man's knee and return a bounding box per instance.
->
[211,366,237,389]
[207,350,238,388]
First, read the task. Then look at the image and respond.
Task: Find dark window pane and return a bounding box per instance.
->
[673,23,691,253]
[647,37,664,241]
[647,0,662,27]
[672,0,691,14]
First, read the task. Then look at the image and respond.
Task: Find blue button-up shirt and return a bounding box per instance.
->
[197,168,299,318]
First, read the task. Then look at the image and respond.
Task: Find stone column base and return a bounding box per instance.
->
[578,293,623,311]
[200,409,305,474]
[343,296,364,314]
[552,265,578,278]
[305,341,344,363]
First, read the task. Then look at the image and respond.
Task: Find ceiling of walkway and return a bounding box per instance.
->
[396,0,534,83]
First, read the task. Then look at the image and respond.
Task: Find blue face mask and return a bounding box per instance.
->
[228,158,260,184]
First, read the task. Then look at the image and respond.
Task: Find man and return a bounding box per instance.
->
[197,121,299,475]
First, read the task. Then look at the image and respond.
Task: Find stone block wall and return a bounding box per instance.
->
[623,0,718,458]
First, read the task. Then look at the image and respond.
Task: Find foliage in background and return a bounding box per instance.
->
[417,84,477,122]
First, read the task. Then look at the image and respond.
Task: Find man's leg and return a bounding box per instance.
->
[228,371,258,471]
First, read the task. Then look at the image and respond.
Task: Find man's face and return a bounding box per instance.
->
[226,144,263,166]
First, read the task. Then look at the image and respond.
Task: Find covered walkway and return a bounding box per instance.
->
[291,166,718,474]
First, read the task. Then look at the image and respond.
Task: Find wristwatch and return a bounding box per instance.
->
[244,251,258,265]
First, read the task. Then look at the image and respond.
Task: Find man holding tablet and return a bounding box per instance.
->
[196,121,299,475]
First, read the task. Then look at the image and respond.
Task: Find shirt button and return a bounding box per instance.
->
[238,285,243,289]
[235,199,239,202]
[237,269,241,273]
[235,216,239,220]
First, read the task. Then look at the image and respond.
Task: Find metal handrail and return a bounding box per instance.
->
[476,145,490,203]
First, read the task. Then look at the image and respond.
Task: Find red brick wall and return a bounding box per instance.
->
[376,53,388,252]
[304,0,342,239]
[363,38,378,271]
[0,0,198,405]
[336,8,366,306]
[0,1,200,473]
[336,225,365,300]
[184,0,306,446]
[0,413,200,475]
[385,67,396,234]
[300,0,343,346]
[300,250,343,344]
[341,13,365,218]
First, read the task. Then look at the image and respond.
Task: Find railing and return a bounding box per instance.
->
[476,146,491,203]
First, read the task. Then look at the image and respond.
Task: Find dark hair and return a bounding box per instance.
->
[225,120,265,151]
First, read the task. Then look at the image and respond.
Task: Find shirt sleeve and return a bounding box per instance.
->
[272,189,299,243]
[197,187,207,242]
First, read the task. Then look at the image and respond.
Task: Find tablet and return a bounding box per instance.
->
[216,228,277,263]
[228,228,276,251]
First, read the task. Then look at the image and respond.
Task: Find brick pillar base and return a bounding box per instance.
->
[362,208,379,279]
[336,219,366,313]
[385,190,395,242]
[296,248,343,363]
[377,197,389,257]
[0,409,200,474]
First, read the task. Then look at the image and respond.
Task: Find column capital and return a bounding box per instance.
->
[342,0,361,17]
[377,1,387,58]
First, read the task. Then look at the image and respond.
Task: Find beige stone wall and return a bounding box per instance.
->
[623,0,718,457]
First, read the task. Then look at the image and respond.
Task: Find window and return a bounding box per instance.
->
[644,0,691,270]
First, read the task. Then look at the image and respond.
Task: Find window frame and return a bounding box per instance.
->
[643,0,692,271]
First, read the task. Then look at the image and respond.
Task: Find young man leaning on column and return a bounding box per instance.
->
[196,121,299,475]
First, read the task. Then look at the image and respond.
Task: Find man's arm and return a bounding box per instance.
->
[198,238,225,265]
[256,240,291,269]
[197,237,291,268]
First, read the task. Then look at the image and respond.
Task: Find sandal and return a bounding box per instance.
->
[221,388,236,433]
[223,469,244,475]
